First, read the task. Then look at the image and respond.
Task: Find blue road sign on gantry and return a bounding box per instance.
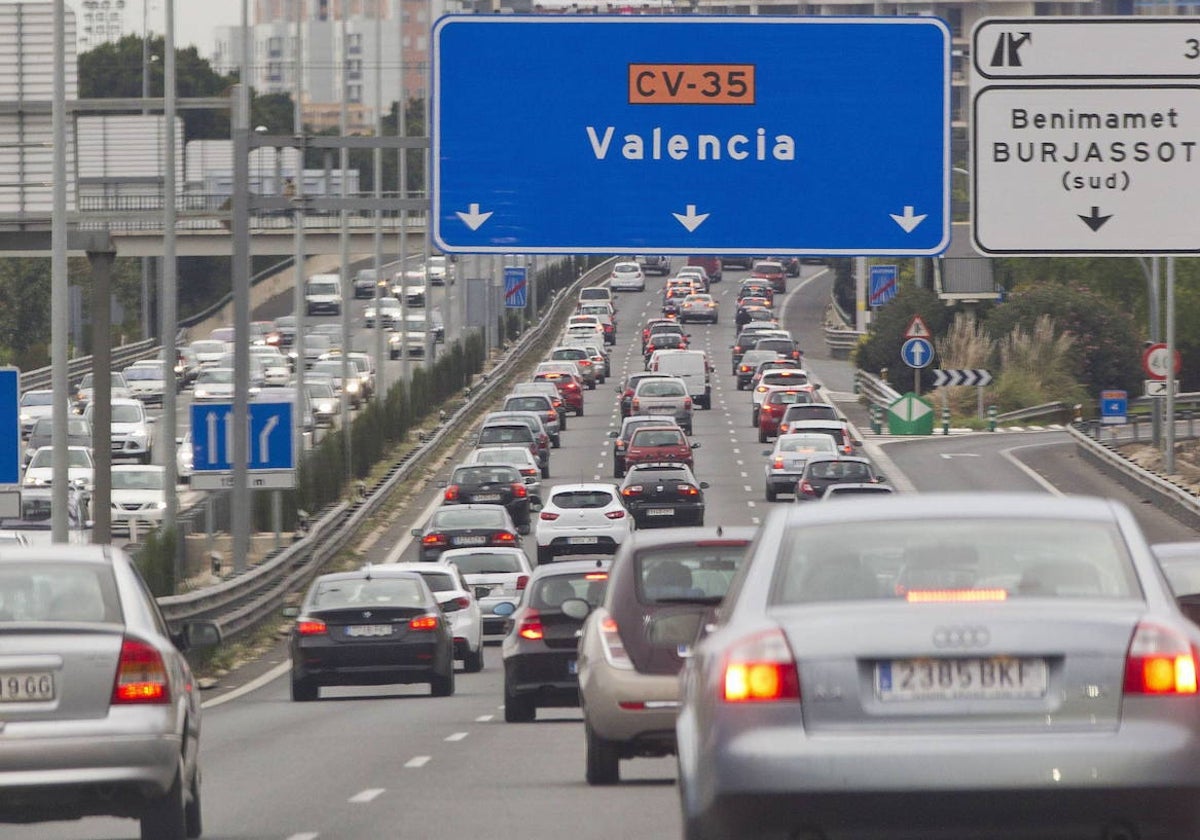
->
[0,368,18,485]
[190,402,294,473]
[433,16,950,256]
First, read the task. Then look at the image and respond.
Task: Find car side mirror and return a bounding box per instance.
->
[876,474,886,482]
[411,528,422,537]
[812,383,821,390]
[762,449,772,456]
[607,430,618,438]
[699,481,710,490]
[530,501,543,512]
[436,479,448,488]
[282,606,300,618]
[853,439,863,447]
[561,597,592,621]
[176,620,221,652]
[691,442,701,449]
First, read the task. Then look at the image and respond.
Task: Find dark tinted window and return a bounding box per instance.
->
[478,426,533,445]
[630,429,685,447]
[505,397,549,413]
[551,490,615,509]
[414,572,458,593]
[453,466,520,485]
[312,577,425,609]
[447,552,525,575]
[431,508,507,528]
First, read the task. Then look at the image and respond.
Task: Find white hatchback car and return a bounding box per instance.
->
[440,547,533,640]
[389,562,485,672]
[535,483,633,566]
[609,261,646,292]
[110,464,167,535]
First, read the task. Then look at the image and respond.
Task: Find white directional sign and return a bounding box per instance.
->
[971,17,1200,255]
[890,393,934,422]
[932,369,993,387]
[1145,379,1180,398]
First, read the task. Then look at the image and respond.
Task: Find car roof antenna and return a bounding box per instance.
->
[362,563,373,580]
[716,525,723,538]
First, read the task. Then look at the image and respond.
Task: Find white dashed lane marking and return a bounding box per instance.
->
[286,834,320,840]
[475,715,494,722]
[445,732,469,742]
[405,756,432,768]
[349,789,385,803]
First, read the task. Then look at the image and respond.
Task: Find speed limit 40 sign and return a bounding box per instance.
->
[1143,343,1182,381]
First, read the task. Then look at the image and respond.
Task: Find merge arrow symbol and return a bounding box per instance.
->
[889,205,927,233]
[672,204,709,233]
[455,203,493,231]
[1079,206,1112,232]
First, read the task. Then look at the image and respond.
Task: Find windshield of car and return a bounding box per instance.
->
[312,577,425,609]
[0,562,121,623]
[446,552,525,575]
[20,392,53,407]
[123,367,162,381]
[431,508,507,528]
[771,520,1141,605]
[29,448,90,470]
[307,281,339,296]
[110,404,143,423]
[191,340,227,355]
[112,469,165,491]
[638,545,748,604]
[550,490,615,509]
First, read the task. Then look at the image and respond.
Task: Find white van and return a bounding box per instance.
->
[304,274,342,316]
[649,349,712,409]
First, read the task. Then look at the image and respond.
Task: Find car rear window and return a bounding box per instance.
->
[313,577,425,609]
[630,430,685,447]
[478,426,533,445]
[415,572,457,593]
[771,520,1141,605]
[768,391,813,406]
[784,405,838,421]
[637,381,686,397]
[532,573,609,610]
[505,397,548,413]
[763,373,808,387]
[550,490,615,509]
[447,552,525,575]
[453,466,520,485]
[639,545,749,603]
[0,562,122,623]
[431,508,507,528]
[806,460,873,481]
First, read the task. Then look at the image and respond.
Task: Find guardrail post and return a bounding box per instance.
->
[1189,410,1195,439]
[941,406,950,435]
[1132,415,1140,442]
[870,404,882,435]
[988,405,997,432]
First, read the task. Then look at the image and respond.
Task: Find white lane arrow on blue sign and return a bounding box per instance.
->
[433,16,950,256]
[191,402,294,472]
[902,337,934,369]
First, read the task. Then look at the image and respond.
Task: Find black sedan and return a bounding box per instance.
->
[794,454,884,502]
[619,462,708,528]
[413,504,522,562]
[499,560,611,722]
[441,464,532,533]
[288,568,456,701]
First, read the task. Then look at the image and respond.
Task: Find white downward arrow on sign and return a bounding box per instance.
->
[672,204,709,233]
[456,203,493,231]
[890,205,927,233]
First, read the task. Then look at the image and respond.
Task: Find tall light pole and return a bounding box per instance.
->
[162,0,179,579]
[292,0,306,468]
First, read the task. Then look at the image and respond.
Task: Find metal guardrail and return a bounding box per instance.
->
[995,401,1072,425]
[853,369,902,409]
[157,259,614,638]
[20,338,159,393]
[824,325,865,358]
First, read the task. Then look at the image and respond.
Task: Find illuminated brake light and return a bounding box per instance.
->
[409,614,440,631]
[518,609,544,640]
[722,628,799,703]
[599,616,634,669]
[773,457,784,470]
[797,479,816,497]
[539,511,560,521]
[1124,623,1199,695]
[622,485,642,496]
[905,589,1009,603]
[677,484,699,496]
[512,483,528,498]
[444,485,460,502]
[111,637,170,705]
[296,618,328,636]
[422,533,447,546]
[605,509,626,520]
[493,531,517,544]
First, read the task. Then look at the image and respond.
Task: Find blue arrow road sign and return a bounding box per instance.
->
[190,402,294,472]
[901,337,934,369]
[0,369,18,485]
[869,265,899,307]
[433,16,949,256]
[504,266,528,309]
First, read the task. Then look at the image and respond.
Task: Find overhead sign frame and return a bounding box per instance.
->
[433,15,951,256]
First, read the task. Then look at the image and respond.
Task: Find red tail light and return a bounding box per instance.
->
[622,485,642,497]
[409,614,440,631]
[518,609,544,640]
[605,509,626,520]
[779,424,790,434]
[631,398,640,412]
[540,511,560,521]
[512,483,528,498]
[677,484,699,496]
[493,531,517,544]
[520,467,538,478]
[296,618,328,636]
[515,575,530,590]
[722,628,800,703]
[1124,623,1199,694]
[422,533,448,546]
[111,637,170,705]
[739,364,751,373]
[599,615,634,669]
[683,397,692,410]
[444,485,460,502]
[773,457,784,469]
[797,480,816,497]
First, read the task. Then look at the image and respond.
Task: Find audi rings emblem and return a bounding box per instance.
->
[932,626,990,648]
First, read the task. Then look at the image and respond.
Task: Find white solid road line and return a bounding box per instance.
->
[405,756,432,768]
[200,660,291,709]
[286,833,320,840]
[349,789,385,803]
[1000,441,1067,496]
[384,490,446,564]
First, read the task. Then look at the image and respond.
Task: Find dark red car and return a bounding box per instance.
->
[757,388,816,443]
[750,260,787,294]
[533,371,585,417]
[623,426,699,470]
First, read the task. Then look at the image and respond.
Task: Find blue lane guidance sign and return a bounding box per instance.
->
[433,16,950,256]
[902,337,934,369]
[504,266,528,309]
[869,265,899,308]
[190,402,294,473]
[0,368,18,486]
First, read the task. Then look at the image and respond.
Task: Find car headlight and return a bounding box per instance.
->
[155,501,167,510]
[19,413,31,424]
[195,388,210,398]
[346,380,360,394]
[25,476,45,487]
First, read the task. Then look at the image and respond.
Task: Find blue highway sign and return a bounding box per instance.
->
[869,265,899,307]
[0,369,18,485]
[1100,389,1128,426]
[191,402,294,473]
[504,266,528,309]
[901,337,934,369]
[433,16,949,256]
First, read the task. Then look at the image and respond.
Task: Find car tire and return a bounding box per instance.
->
[585,723,621,785]
[751,409,759,427]
[587,381,596,391]
[518,522,531,536]
[464,645,484,673]
[541,464,551,479]
[765,485,778,502]
[141,760,187,840]
[577,405,584,417]
[614,463,624,479]
[291,671,318,702]
[758,427,768,444]
[431,664,455,697]
[184,768,202,839]
[536,545,555,566]
[505,683,536,722]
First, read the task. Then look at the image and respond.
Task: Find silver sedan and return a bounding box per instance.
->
[677,494,1200,840]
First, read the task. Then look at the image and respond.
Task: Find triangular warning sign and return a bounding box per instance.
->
[905,315,931,339]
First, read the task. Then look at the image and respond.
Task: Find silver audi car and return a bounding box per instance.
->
[676,494,1200,840]
[0,545,220,839]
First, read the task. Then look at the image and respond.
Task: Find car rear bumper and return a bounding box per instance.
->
[628,503,704,527]
[540,535,623,556]
[582,667,679,747]
[506,654,580,706]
